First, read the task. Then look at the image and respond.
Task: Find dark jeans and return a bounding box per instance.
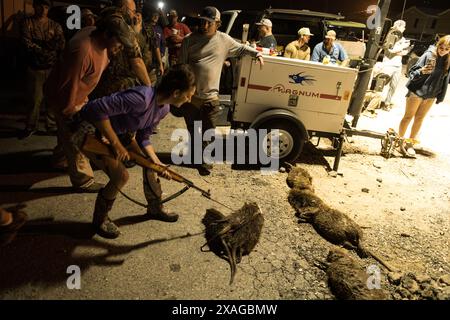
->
[182,99,224,165]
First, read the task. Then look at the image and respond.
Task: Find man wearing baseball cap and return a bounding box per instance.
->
[284,27,314,60]
[311,30,349,66]
[44,16,131,193]
[179,6,264,175]
[255,18,277,49]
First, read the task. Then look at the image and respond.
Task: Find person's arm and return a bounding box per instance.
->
[126,32,152,86]
[21,19,42,54]
[283,43,293,58]
[143,144,171,179]
[271,37,277,49]
[225,34,264,67]
[305,47,311,61]
[130,57,151,86]
[94,119,130,161]
[52,22,65,53]
[183,23,191,36]
[338,43,348,62]
[436,72,449,104]
[155,47,164,75]
[311,45,320,62]
[81,88,147,123]
[179,37,189,64]
[61,48,91,116]
[409,52,432,78]
[163,26,171,42]
[134,126,171,179]
[157,26,166,57]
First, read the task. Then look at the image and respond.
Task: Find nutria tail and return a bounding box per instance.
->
[358,246,396,272]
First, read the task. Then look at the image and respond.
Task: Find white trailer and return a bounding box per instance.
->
[229,55,358,166]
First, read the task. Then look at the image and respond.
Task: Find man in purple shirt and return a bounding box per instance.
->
[79,64,196,239]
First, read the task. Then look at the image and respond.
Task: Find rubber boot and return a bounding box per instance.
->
[143,168,179,222]
[146,200,179,222]
[92,189,121,238]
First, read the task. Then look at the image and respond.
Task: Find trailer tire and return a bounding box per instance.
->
[257,119,305,163]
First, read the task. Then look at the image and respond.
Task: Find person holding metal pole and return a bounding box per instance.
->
[78,64,196,239]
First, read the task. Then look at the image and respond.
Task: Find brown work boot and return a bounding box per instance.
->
[92,190,121,239]
[74,182,105,193]
[145,200,179,223]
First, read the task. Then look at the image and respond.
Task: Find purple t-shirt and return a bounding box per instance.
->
[80,86,170,147]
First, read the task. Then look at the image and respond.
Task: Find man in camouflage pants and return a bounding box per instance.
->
[91,0,153,98]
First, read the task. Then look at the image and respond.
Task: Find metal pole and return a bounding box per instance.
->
[348,0,391,127]
[401,0,407,20]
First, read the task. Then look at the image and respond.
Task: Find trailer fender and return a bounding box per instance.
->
[250,109,309,141]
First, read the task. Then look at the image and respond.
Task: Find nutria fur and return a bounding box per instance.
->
[202,202,264,284]
[288,188,394,272]
[321,248,390,300]
[286,165,314,191]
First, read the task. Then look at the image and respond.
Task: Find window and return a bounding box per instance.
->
[414,18,419,28]
[431,19,437,29]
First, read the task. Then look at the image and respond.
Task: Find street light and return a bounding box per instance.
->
[158,2,164,10]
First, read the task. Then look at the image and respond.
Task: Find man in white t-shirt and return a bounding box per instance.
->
[179,6,264,175]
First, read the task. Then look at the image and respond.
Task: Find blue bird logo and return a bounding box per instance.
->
[288,72,316,85]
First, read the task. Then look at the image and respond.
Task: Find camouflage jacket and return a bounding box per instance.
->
[21,16,65,70]
[98,7,142,60]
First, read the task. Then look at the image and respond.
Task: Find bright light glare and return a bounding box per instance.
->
[158,2,164,9]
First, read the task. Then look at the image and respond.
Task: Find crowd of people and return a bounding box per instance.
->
[1,0,449,244]
[1,0,263,243]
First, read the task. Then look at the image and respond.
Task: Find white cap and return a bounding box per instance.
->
[256,18,272,28]
[298,27,314,36]
[325,30,336,40]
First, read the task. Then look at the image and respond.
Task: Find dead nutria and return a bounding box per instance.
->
[201,202,264,285]
[318,247,390,300]
[286,164,314,191]
[288,188,395,272]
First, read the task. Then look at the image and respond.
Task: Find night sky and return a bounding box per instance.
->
[155,0,450,20]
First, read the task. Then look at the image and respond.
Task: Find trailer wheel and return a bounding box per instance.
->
[257,120,305,163]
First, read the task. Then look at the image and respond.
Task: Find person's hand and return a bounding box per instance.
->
[112,142,130,162]
[159,63,165,76]
[155,161,172,180]
[421,62,434,74]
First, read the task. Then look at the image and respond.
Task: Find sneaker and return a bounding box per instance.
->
[404,139,416,158]
[145,210,179,223]
[73,182,105,193]
[396,139,416,158]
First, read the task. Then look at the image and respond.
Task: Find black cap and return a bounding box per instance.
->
[199,6,220,22]
[33,0,51,6]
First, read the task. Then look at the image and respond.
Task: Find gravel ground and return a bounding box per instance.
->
[0,75,449,300]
